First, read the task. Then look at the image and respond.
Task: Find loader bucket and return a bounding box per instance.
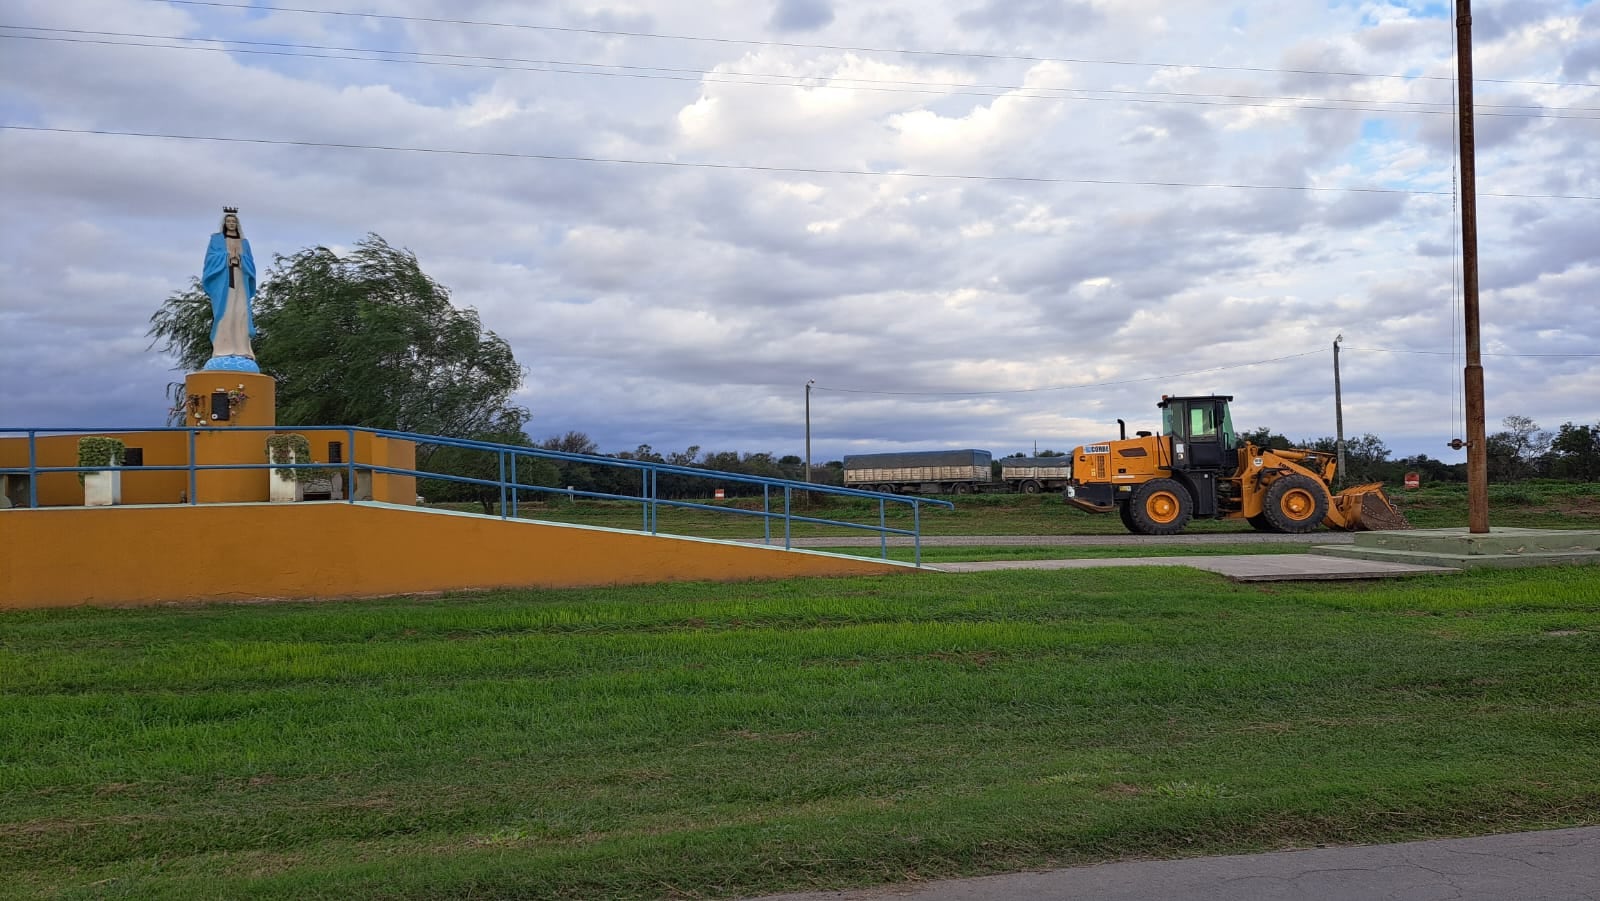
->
[1328,482,1412,531]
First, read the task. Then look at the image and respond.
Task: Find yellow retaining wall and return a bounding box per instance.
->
[0,503,909,608]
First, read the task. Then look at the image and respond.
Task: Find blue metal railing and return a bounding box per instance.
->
[0,425,953,565]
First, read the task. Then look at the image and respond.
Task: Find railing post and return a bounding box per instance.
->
[650,469,659,534]
[346,428,356,504]
[187,429,197,505]
[763,484,771,545]
[784,484,792,550]
[27,431,38,508]
[914,502,922,567]
[498,450,507,519]
[509,453,518,519]
[641,469,649,532]
[880,498,887,559]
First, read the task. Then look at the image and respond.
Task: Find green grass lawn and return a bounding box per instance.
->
[1393,481,1600,529]
[4,567,1598,899]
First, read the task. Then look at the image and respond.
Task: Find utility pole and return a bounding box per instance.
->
[804,379,815,483]
[1455,0,1490,533]
[1334,334,1345,490]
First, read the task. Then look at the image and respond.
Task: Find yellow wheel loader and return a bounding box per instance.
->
[1063,395,1410,535]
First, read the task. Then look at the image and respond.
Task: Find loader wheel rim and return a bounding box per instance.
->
[1280,487,1317,521]
[1146,490,1181,524]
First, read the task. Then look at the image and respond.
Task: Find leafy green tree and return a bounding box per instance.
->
[1486,415,1552,482]
[1550,422,1600,481]
[148,234,525,449]
[1395,453,1465,484]
[539,432,618,496]
[1302,433,1391,483]
[420,409,559,514]
[1239,427,1293,450]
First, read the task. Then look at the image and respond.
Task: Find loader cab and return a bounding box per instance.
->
[1158,395,1238,475]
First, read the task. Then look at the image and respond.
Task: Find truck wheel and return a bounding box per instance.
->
[876,483,895,494]
[1261,474,1328,533]
[1021,480,1042,494]
[1127,479,1192,535]
[952,483,972,494]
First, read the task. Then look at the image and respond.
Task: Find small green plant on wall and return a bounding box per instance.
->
[76,437,126,484]
[265,434,326,483]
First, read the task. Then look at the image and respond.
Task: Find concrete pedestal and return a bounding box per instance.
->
[184,371,277,504]
[1317,527,1600,570]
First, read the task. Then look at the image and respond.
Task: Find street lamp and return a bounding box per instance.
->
[1334,333,1345,489]
[805,379,815,483]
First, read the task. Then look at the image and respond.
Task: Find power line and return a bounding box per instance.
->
[1347,346,1600,357]
[0,124,1432,193]
[7,125,1598,200]
[814,350,1328,397]
[151,0,1600,91]
[6,27,1593,120]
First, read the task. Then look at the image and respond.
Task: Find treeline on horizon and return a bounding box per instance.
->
[418,415,1600,510]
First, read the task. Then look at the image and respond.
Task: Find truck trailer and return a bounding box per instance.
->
[998,456,1073,494]
[842,449,993,494]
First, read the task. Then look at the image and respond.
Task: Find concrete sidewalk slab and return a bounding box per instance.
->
[937,553,1458,581]
[777,534,1357,548]
[750,826,1600,901]
[1318,527,1600,570]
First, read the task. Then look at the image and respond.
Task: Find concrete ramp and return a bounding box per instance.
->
[0,502,911,609]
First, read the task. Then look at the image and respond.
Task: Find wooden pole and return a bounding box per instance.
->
[1456,0,1490,533]
[1334,334,1345,490]
[804,379,814,484]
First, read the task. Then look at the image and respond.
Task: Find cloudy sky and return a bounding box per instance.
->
[2,0,1596,463]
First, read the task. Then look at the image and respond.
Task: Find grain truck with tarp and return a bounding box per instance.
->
[999,456,1073,494]
[843,449,993,494]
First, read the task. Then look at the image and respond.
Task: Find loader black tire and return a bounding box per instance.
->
[1261,473,1328,534]
[1126,478,1193,535]
[1118,501,1139,532]
[1247,513,1277,532]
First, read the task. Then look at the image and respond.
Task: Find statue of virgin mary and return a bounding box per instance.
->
[201,207,260,372]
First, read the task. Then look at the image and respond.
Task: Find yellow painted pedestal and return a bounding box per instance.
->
[183,371,277,503]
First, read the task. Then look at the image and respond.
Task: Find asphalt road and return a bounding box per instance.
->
[751,826,1600,901]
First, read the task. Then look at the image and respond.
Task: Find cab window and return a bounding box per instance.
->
[1189,406,1216,437]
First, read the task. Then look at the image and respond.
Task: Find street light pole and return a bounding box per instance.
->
[1334,334,1345,490]
[805,379,815,483]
